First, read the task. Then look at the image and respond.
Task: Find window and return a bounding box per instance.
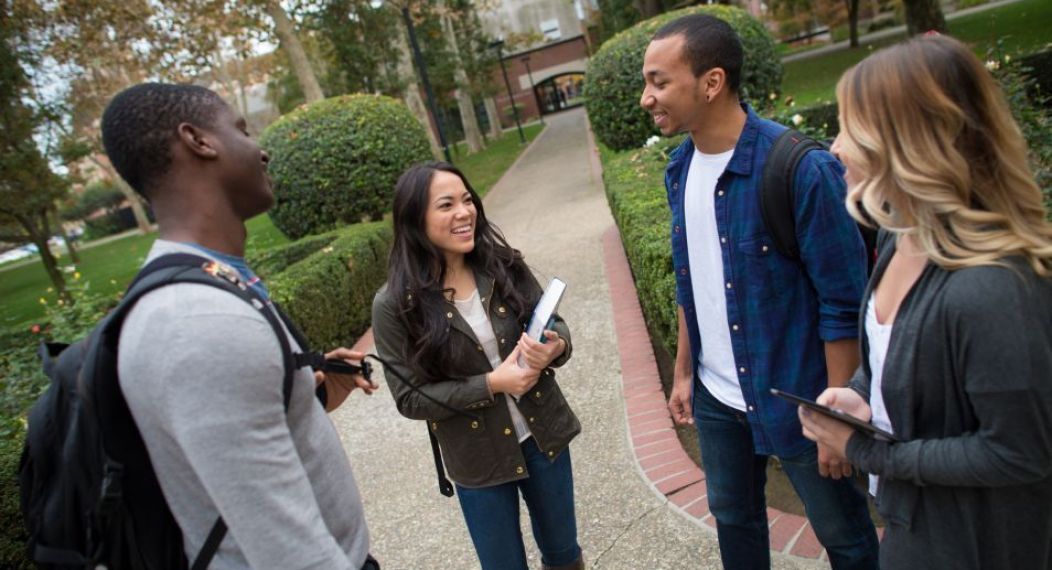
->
[540,18,561,41]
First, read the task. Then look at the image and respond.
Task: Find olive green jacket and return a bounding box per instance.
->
[371,272,580,488]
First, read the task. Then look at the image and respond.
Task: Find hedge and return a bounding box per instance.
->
[260,94,433,239]
[600,140,681,356]
[268,221,393,349]
[584,5,782,151]
[247,231,340,279]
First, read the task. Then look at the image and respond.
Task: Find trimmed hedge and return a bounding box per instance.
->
[600,140,681,356]
[584,5,782,151]
[268,221,393,349]
[247,232,339,279]
[260,94,432,239]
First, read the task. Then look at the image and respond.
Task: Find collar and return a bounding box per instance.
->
[444,270,497,343]
[672,102,761,177]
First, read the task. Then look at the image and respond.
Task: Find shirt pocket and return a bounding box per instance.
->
[737,235,780,301]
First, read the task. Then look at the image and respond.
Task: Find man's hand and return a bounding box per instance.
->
[516,331,566,370]
[668,373,694,426]
[800,388,870,467]
[313,348,377,412]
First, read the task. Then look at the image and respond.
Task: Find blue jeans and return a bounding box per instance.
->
[455,437,581,570]
[693,380,879,570]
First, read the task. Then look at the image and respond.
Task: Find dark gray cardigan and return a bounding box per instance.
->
[847,232,1052,570]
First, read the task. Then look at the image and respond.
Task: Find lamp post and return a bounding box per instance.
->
[489,39,526,144]
[520,55,543,126]
[373,0,453,162]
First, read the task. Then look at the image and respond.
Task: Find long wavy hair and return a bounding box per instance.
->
[387,162,534,381]
[835,34,1052,276]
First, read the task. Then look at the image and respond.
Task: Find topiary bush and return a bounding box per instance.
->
[268,221,393,349]
[260,94,433,239]
[247,231,340,279]
[584,5,783,151]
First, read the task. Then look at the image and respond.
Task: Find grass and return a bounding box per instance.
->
[454,123,545,197]
[780,0,1052,107]
[0,214,286,330]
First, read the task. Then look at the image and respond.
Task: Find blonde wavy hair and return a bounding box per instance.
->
[836,34,1052,276]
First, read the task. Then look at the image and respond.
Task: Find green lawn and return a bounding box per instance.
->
[780,0,1052,107]
[0,126,545,330]
[454,123,545,197]
[0,214,285,329]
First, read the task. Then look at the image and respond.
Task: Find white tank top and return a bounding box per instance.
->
[865,296,895,496]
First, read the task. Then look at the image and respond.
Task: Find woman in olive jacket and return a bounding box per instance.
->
[800,36,1052,569]
[371,162,583,570]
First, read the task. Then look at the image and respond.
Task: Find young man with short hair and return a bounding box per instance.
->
[103,83,376,569]
[640,15,879,569]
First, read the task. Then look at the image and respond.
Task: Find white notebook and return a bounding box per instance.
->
[518,277,567,367]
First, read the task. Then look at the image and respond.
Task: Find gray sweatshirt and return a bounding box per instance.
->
[117,240,370,570]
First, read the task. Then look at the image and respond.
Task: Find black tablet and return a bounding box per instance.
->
[770,388,899,442]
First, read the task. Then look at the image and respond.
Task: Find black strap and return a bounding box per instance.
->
[190,518,228,570]
[760,129,825,261]
[428,429,455,497]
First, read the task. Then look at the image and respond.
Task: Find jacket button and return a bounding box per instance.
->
[548,451,555,458]
[498,306,506,314]
[674,225,681,233]
[680,268,687,276]
[431,422,438,430]
[534,391,542,398]
[739,367,747,374]
[529,417,535,423]
[446,312,453,319]
[500,338,506,345]
[515,466,524,474]
[673,182,679,190]
[476,345,483,351]
[504,428,512,435]
[718,190,725,197]
[470,421,479,429]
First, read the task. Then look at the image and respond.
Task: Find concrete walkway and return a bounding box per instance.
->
[331,108,823,568]
[782,0,1023,63]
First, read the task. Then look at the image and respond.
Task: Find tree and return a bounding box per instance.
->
[264,0,325,103]
[902,0,946,36]
[0,2,72,301]
[437,0,484,153]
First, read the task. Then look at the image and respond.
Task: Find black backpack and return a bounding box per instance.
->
[760,129,878,272]
[18,253,324,570]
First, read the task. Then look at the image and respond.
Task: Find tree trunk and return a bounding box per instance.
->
[438,5,484,153]
[266,0,325,103]
[23,211,71,304]
[846,0,860,47]
[902,0,946,36]
[394,25,443,160]
[484,96,503,139]
[51,208,79,264]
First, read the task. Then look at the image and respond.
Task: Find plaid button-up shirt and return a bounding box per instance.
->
[665,104,867,457]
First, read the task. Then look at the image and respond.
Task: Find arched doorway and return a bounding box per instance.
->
[533,72,585,115]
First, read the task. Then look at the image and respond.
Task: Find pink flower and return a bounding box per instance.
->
[30,324,41,334]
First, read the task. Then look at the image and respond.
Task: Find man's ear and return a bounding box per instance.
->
[176,123,219,159]
[703,68,728,103]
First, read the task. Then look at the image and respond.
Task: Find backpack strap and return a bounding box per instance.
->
[114,253,302,569]
[760,129,825,261]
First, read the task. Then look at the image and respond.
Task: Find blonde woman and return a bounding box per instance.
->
[799,34,1052,569]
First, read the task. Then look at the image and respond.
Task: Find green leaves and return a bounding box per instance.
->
[583,5,783,151]
[259,93,432,240]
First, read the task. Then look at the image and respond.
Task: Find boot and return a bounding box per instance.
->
[542,554,584,570]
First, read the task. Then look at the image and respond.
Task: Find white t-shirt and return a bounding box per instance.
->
[684,147,744,412]
[454,289,532,442]
[865,296,895,496]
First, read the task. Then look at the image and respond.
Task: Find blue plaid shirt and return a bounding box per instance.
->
[665,105,867,457]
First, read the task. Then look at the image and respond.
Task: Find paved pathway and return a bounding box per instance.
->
[331,108,823,569]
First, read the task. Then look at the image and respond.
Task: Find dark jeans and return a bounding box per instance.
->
[693,380,879,570]
[455,437,581,570]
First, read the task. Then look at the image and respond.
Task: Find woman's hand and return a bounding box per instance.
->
[800,388,872,463]
[487,346,541,398]
[516,331,566,370]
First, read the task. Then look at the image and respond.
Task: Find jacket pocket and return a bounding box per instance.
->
[431,415,499,486]
[737,235,782,301]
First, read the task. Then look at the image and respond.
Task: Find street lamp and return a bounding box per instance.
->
[520,55,543,126]
[373,0,453,163]
[489,39,526,144]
